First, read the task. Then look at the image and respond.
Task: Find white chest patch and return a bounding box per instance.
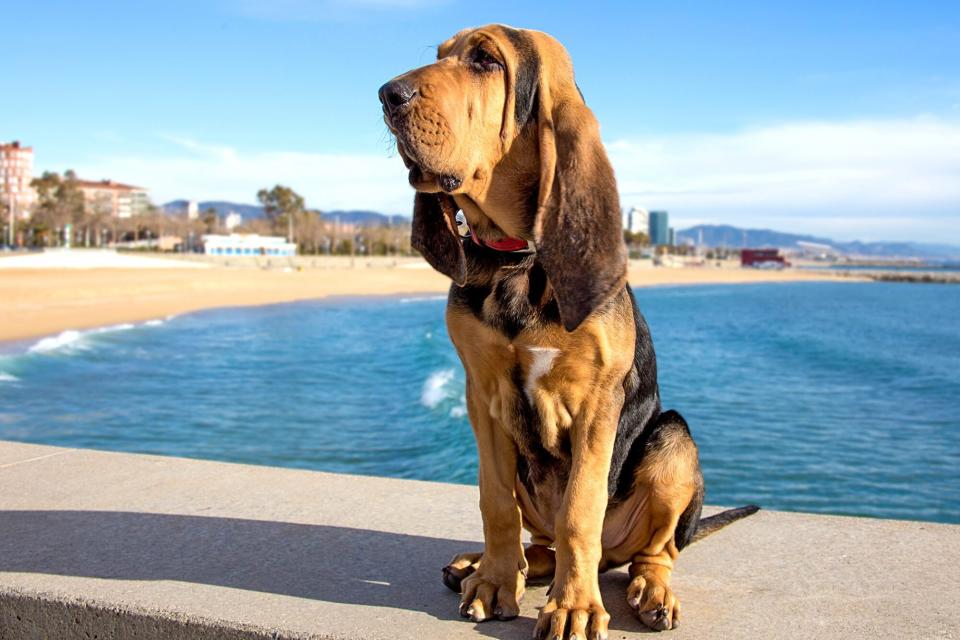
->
[524,347,560,403]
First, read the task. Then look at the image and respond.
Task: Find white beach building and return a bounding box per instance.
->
[202,234,296,257]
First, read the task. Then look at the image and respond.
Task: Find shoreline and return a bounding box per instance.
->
[1,259,855,343]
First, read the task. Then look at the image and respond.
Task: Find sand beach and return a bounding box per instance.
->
[0,250,847,343]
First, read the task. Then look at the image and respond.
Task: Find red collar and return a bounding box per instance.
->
[462,218,535,254]
[471,234,534,252]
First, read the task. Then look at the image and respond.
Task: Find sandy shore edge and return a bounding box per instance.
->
[0,261,853,344]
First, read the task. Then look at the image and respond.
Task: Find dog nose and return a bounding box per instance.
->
[379,79,417,115]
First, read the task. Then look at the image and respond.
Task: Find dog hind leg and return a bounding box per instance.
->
[621,410,703,631]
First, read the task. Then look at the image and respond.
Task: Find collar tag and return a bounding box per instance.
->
[457,212,536,254]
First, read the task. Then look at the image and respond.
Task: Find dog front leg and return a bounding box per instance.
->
[458,384,527,622]
[534,397,619,640]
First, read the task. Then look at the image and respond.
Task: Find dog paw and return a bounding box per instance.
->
[442,551,482,593]
[458,570,524,622]
[533,598,609,640]
[626,573,680,631]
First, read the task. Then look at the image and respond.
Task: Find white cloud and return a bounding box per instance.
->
[74,135,417,214]
[608,116,960,243]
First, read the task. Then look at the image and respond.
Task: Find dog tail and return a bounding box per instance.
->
[690,504,760,544]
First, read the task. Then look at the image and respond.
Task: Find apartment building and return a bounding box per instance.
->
[75,179,149,218]
[623,206,649,235]
[0,141,37,217]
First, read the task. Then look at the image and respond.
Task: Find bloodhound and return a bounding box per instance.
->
[379,25,758,637]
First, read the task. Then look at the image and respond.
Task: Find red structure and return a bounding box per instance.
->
[741,248,790,268]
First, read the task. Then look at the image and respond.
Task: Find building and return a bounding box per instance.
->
[224,211,242,231]
[622,207,648,235]
[187,200,199,220]
[1,141,36,218]
[649,210,670,246]
[203,234,296,257]
[74,180,149,219]
[741,248,790,268]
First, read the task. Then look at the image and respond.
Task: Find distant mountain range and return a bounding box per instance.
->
[161,201,957,259]
[675,225,960,259]
[162,200,265,220]
[161,200,407,227]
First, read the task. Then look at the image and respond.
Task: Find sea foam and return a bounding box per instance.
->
[421,369,455,408]
[0,372,19,383]
[400,295,447,304]
[28,330,84,353]
[27,323,136,354]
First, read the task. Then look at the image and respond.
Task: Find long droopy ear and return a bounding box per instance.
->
[534,43,627,332]
[411,192,467,285]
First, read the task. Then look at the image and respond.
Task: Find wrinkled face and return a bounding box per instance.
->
[379,27,519,195]
[383,27,627,331]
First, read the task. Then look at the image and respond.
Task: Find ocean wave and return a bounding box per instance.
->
[143,319,165,327]
[27,323,136,354]
[28,330,84,354]
[0,372,19,383]
[400,295,447,304]
[421,369,455,408]
[94,323,136,334]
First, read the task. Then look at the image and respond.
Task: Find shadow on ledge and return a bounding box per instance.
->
[0,510,642,639]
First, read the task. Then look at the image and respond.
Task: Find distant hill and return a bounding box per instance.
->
[161,200,265,220]
[676,224,960,259]
[161,201,409,227]
[324,210,409,226]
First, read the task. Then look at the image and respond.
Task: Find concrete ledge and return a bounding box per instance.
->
[0,441,957,639]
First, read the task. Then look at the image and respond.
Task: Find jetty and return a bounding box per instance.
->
[834,269,960,284]
[1,441,957,639]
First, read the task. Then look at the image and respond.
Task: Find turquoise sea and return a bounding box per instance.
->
[1,281,957,523]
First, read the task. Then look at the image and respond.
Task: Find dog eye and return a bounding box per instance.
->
[471,48,502,72]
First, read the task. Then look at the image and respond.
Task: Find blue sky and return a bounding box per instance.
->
[4,0,959,242]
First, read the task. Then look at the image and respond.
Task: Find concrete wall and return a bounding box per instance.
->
[1,441,957,639]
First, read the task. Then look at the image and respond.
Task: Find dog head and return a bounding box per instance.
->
[380,25,626,331]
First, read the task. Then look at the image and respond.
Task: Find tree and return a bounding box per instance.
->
[201,208,219,234]
[85,198,112,247]
[30,170,84,247]
[624,230,650,247]
[295,209,326,254]
[256,185,305,242]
